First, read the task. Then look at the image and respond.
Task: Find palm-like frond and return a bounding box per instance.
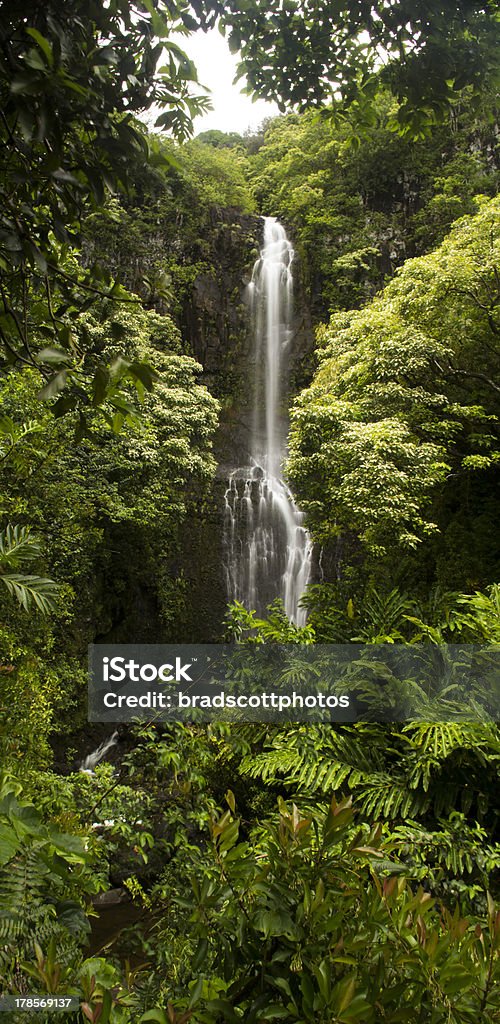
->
[0,524,42,568]
[1,574,60,614]
[0,525,59,614]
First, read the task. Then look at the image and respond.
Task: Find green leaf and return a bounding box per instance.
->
[11,72,45,95]
[109,355,131,380]
[37,370,69,401]
[188,975,204,1008]
[26,28,54,67]
[49,830,87,860]
[332,975,356,1014]
[0,415,15,436]
[128,361,158,391]
[205,999,240,1024]
[100,990,113,1024]
[0,823,21,867]
[36,348,73,366]
[300,971,315,1009]
[192,937,209,971]
[92,366,110,406]
[55,901,91,936]
[1,574,60,614]
[314,959,331,1002]
[52,395,78,418]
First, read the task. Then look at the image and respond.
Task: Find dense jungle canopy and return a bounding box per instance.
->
[0,1,499,1022]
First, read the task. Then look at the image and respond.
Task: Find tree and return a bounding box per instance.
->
[195,129,246,149]
[0,303,219,770]
[246,97,499,318]
[287,196,500,586]
[0,0,211,415]
[214,0,500,137]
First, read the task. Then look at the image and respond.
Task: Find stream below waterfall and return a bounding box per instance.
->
[223,217,312,625]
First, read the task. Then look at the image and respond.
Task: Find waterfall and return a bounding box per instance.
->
[224,217,312,625]
[79,731,119,774]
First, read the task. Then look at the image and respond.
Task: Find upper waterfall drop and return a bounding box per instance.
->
[224,216,312,626]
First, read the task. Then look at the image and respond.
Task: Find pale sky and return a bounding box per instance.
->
[180,27,280,135]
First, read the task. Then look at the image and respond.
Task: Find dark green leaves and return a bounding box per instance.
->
[217,0,499,138]
[0,0,212,399]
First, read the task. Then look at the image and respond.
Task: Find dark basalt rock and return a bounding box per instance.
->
[170,207,314,641]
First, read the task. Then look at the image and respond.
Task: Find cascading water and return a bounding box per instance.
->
[79,731,119,774]
[224,217,312,625]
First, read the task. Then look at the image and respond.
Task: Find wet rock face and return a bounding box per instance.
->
[180,206,314,467]
[171,208,315,641]
[181,207,261,387]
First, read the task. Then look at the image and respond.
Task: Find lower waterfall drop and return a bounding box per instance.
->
[79,731,119,774]
[224,217,312,626]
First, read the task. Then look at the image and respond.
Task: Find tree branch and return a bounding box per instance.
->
[434,359,500,396]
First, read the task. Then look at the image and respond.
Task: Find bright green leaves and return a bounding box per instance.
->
[247,94,498,325]
[152,786,500,1022]
[226,598,315,643]
[288,197,500,556]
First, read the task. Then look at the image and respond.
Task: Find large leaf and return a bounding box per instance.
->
[0,823,21,867]
[37,370,69,401]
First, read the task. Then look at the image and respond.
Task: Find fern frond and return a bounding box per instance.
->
[404,722,500,759]
[241,748,301,783]
[356,774,428,819]
[387,815,500,887]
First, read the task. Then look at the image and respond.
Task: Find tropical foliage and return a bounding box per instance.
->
[288,196,500,591]
[0,1,499,1022]
[215,0,500,136]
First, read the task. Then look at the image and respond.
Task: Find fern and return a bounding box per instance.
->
[239,721,500,824]
[386,815,500,902]
[0,848,55,976]
[0,782,91,988]
[404,721,500,760]
[354,587,413,642]
[241,747,303,783]
[237,721,500,903]
[1,573,60,614]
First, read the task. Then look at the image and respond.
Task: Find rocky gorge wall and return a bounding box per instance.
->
[172,206,315,641]
[83,197,314,643]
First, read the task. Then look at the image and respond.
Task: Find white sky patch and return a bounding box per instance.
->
[180,28,280,135]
